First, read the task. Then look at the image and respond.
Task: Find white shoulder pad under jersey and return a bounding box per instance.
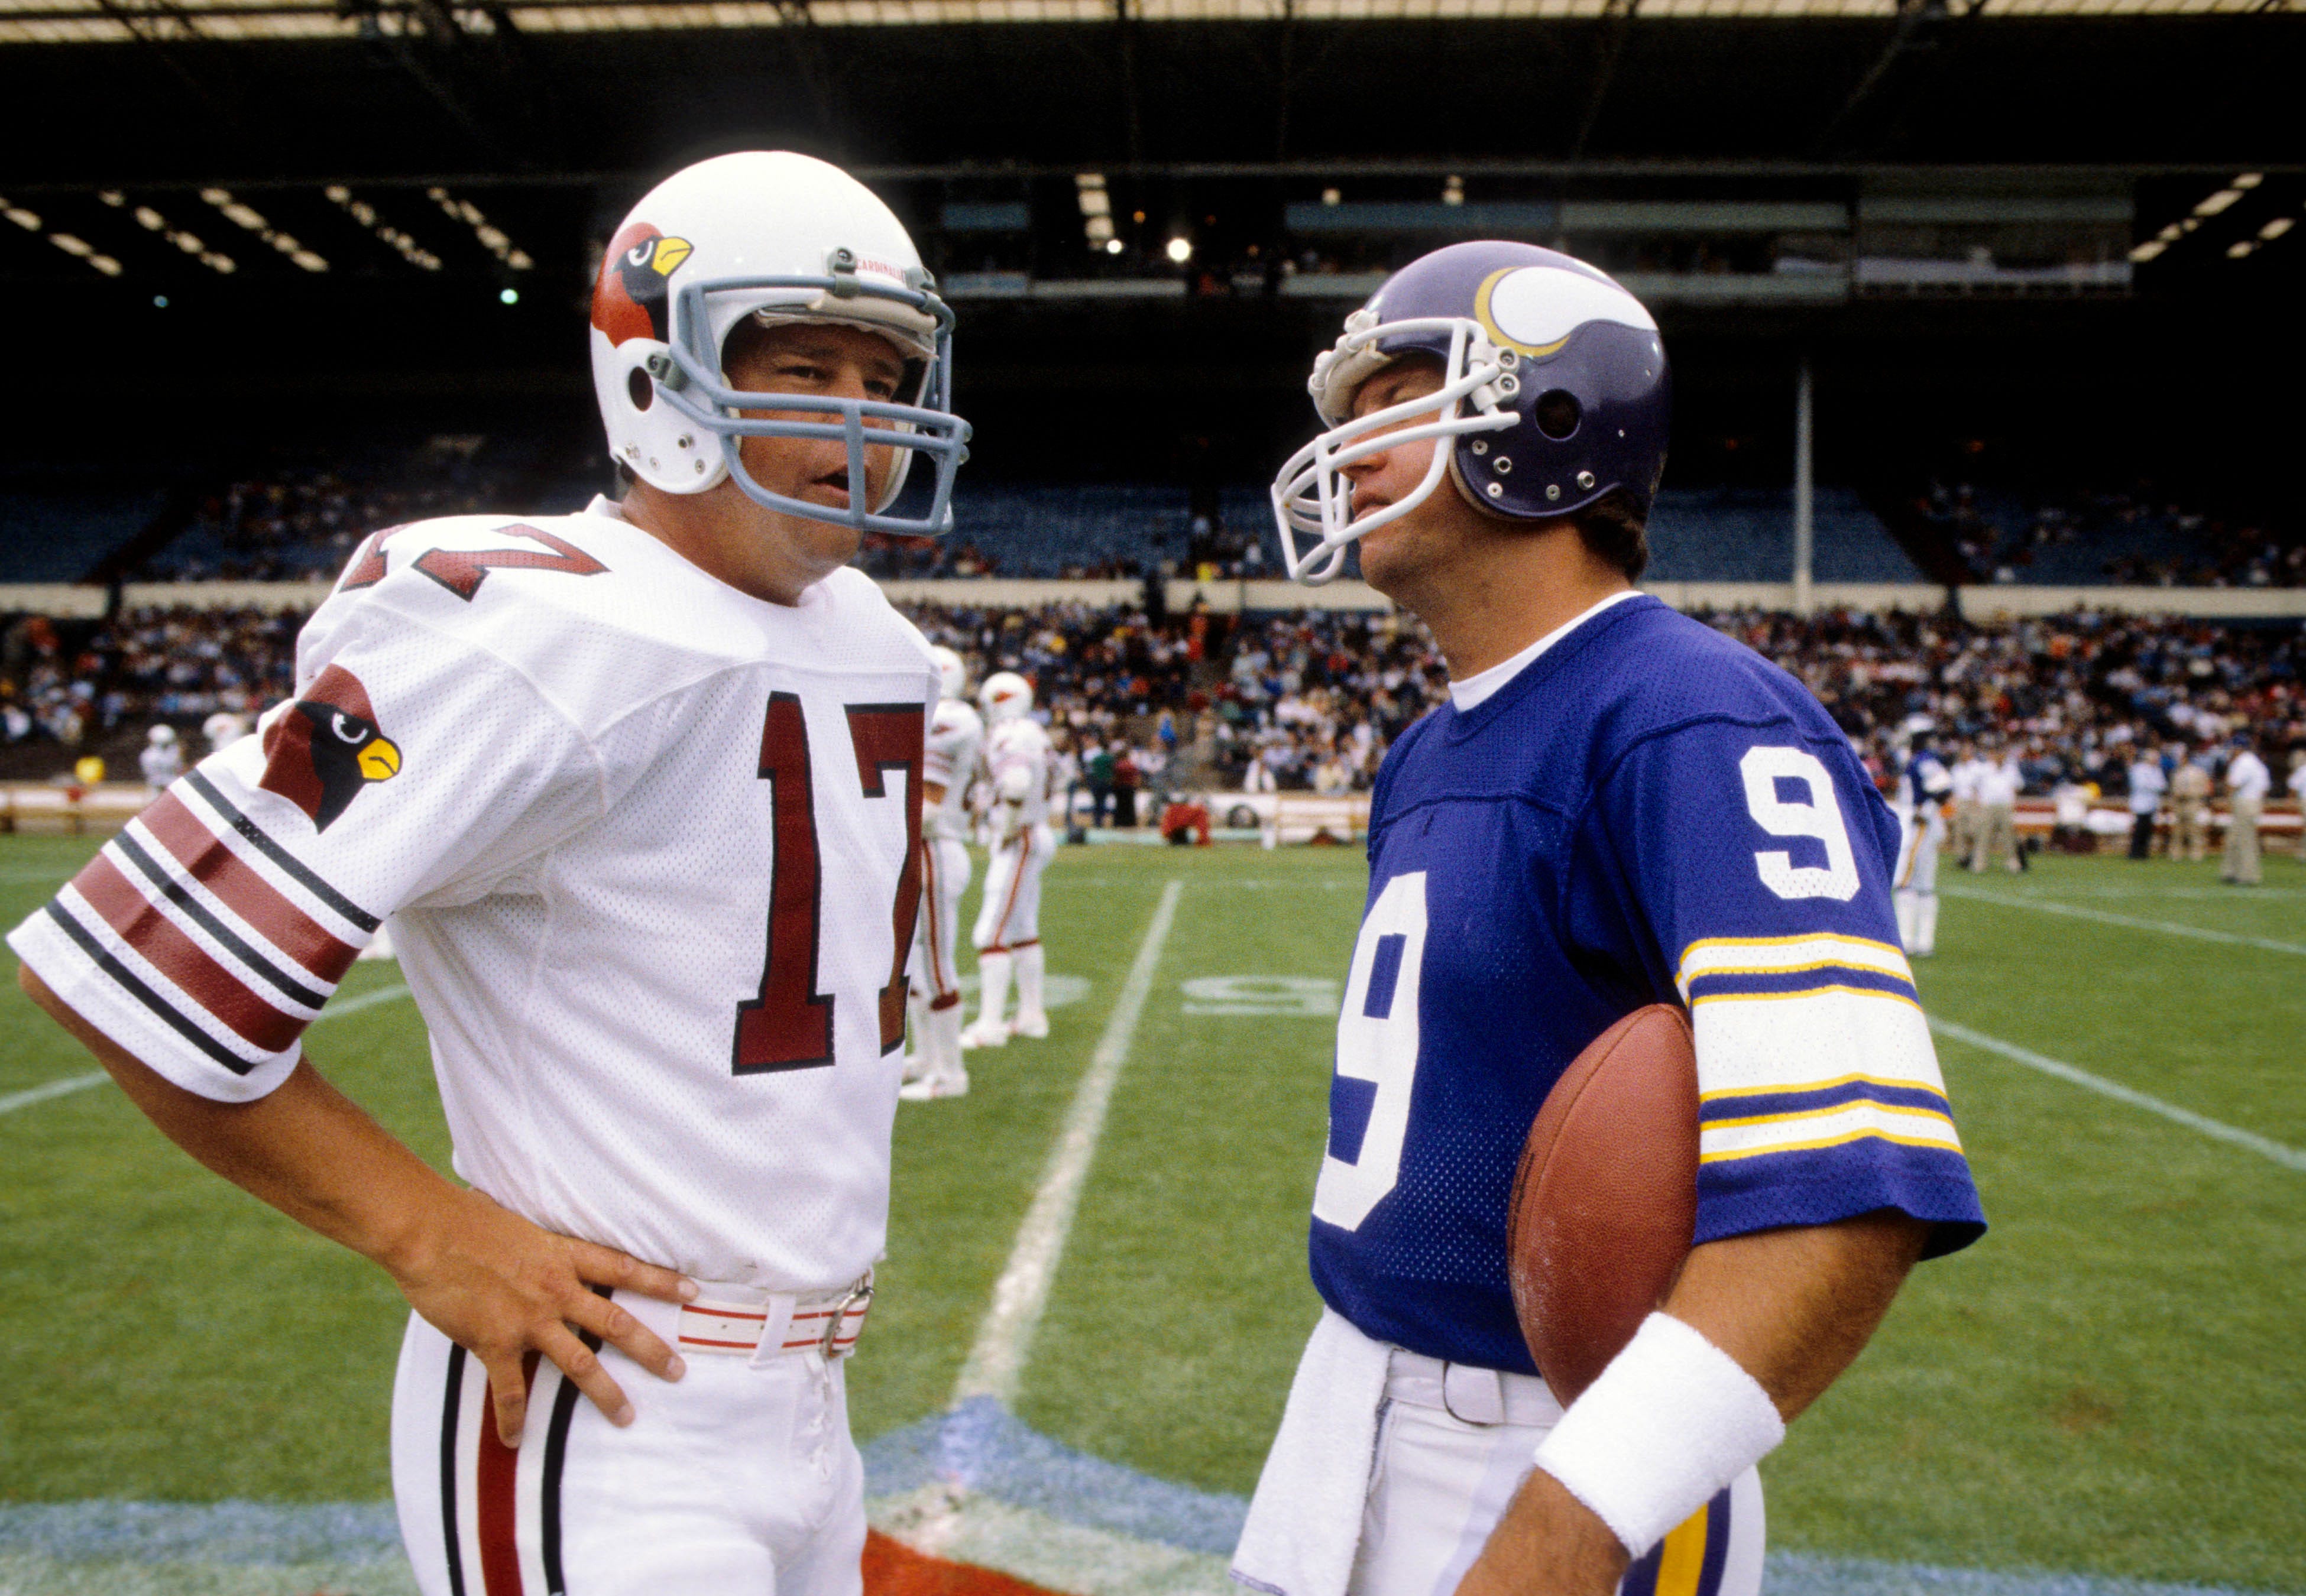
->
[12,499,940,1291]
[924,700,984,842]
[985,718,1054,828]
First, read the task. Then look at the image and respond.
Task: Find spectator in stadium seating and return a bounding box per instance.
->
[2221,732,2271,886]
[2169,751,2213,862]
[2127,745,2169,861]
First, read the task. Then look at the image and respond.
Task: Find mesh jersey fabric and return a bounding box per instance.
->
[10,499,939,1291]
[922,699,984,842]
[1307,595,1986,1374]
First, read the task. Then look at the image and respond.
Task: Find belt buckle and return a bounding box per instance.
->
[821,1276,873,1359]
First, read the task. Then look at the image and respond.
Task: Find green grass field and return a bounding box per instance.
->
[1,835,2301,1590]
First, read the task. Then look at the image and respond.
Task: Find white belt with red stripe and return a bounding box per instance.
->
[676,1271,875,1367]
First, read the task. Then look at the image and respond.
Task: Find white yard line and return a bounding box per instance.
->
[0,1071,107,1116]
[954,880,1185,1407]
[1939,885,2306,958]
[0,982,412,1120]
[1928,1016,2306,1173]
[318,981,413,1019]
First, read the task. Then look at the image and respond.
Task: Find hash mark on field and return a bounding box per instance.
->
[1941,886,2306,957]
[953,880,1184,1406]
[1929,1017,2306,1172]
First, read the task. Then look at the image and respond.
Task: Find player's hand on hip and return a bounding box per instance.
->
[385,1185,697,1447]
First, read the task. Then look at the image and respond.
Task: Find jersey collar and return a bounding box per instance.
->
[1446,588,1650,713]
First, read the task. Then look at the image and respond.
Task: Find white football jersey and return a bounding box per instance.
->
[984,718,1054,828]
[922,699,984,844]
[10,498,938,1292]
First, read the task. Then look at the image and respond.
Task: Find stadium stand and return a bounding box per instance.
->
[1916,480,2305,588]
[0,481,169,583]
[1647,486,1921,583]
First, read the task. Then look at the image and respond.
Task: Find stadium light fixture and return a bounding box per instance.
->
[3,204,38,231]
[2260,217,2294,241]
[1104,237,1124,255]
[1165,236,1193,264]
[1322,187,1342,206]
[2226,240,2256,259]
[151,294,167,308]
[1076,173,1112,253]
[427,186,533,271]
[2194,188,2243,218]
[328,186,442,271]
[1443,174,1464,206]
[2127,239,2166,263]
[2233,173,2263,190]
[201,187,329,273]
[116,197,236,274]
[500,287,519,305]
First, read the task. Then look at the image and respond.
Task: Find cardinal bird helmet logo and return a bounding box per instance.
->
[257,665,403,832]
[590,222,694,348]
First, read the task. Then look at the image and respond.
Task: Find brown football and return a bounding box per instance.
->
[1505,1003,1701,1407]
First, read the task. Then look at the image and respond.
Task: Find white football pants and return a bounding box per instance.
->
[908,835,972,1074]
[390,1298,864,1596]
[973,822,1054,1029]
[1350,1372,1764,1596]
[1893,810,1944,956]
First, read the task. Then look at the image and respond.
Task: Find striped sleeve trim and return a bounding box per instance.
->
[41,902,267,1076]
[1701,1099,1964,1165]
[66,854,312,1053]
[184,770,380,933]
[138,791,361,983]
[1676,932,1916,1005]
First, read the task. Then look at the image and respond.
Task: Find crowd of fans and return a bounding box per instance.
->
[1923,479,2305,588]
[2,591,2297,828]
[1718,605,2302,801]
[0,606,298,751]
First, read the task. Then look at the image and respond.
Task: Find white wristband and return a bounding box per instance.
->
[1530,1312,1786,1556]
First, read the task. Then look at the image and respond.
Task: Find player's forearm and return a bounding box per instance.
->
[1663,1208,1929,1420]
[18,962,455,1274]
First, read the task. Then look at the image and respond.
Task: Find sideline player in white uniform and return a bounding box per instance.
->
[963,671,1056,1049]
[13,151,970,1596]
[138,724,183,787]
[1237,242,1982,1596]
[901,644,983,1099]
[1892,721,1954,957]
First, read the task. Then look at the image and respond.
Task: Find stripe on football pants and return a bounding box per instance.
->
[440,1344,470,1596]
[539,1290,607,1596]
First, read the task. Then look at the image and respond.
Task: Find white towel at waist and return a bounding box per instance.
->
[1230,1305,1394,1596]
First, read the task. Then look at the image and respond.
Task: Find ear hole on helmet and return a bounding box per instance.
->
[1535,390,1581,441]
[627,366,654,413]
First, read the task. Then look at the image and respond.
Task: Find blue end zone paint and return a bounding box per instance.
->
[861,1396,1248,1558]
[0,1433,2291,1596]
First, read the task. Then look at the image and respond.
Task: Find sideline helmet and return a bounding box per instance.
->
[980,672,1034,725]
[1271,241,1669,585]
[588,151,970,536]
[929,644,969,702]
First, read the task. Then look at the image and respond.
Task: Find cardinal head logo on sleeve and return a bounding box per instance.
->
[258,664,403,832]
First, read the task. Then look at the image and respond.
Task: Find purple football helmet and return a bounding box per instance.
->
[1271,241,1671,585]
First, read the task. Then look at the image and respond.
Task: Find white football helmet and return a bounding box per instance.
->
[980,672,1034,724]
[147,724,176,746]
[588,151,970,536]
[930,644,968,702]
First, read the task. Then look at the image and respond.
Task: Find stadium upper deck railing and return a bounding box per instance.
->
[5,579,2304,619]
